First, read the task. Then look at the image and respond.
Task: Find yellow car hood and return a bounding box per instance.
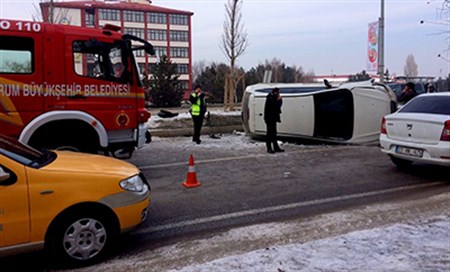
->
[41,151,140,177]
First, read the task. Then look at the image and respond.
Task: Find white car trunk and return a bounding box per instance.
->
[385,113,446,145]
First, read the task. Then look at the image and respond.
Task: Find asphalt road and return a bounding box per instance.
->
[128,137,449,240]
[2,135,449,270]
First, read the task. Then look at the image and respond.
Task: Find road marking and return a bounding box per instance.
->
[134,181,446,235]
[138,146,352,170]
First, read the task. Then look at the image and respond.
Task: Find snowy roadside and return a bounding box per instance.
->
[171,214,450,272]
[146,109,243,137]
[71,191,450,272]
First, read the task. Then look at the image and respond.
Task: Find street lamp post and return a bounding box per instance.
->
[378,0,385,83]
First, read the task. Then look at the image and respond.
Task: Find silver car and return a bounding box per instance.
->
[380,93,450,167]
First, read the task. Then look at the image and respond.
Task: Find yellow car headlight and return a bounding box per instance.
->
[119,175,144,192]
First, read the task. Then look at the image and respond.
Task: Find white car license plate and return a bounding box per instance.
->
[395,146,423,157]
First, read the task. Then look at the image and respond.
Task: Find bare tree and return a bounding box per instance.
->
[421,1,450,61]
[404,54,419,78]
[267,58,283,83]
[221,0,249,72]
[221,0,249,111]
[192,60,207,83]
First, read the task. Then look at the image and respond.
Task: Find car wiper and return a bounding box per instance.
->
[28,148,54,167]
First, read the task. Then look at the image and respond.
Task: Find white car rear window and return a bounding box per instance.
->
[399,96,450,115]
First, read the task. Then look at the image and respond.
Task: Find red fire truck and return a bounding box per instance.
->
[0,19,154,158]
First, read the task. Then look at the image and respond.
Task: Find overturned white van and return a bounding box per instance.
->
[241,81,397,144]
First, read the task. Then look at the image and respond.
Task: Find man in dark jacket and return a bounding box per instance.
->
[264,87,284,153]
[189,85,207,144]
[397,82,417,104]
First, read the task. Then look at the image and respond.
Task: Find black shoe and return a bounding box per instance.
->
[267,149,275,154]
[196,140,201,144]
[274,148,284,152]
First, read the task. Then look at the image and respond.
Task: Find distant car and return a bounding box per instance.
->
[380,93,450,167]
[0,134,150,265]
[242,81,397,144]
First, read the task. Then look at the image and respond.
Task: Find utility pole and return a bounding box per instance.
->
[48,0,55,23]
[378,0,385,83]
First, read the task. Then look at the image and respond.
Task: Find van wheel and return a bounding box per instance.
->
[48,212,113,266]
[390,155,413,168]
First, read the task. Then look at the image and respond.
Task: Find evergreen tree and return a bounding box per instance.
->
[194,63,229,104]
[149,55,183,107]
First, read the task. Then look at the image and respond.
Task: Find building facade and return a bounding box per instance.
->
[40,0,193,95]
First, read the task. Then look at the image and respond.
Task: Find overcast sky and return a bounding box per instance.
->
[1,0,449,77]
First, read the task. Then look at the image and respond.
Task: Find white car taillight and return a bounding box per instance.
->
[380,117,387,135]
[440,120,450,142]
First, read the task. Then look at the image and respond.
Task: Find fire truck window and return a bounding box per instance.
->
[0,36,34,74]
[72,40,126,82]
[109,47,125,79]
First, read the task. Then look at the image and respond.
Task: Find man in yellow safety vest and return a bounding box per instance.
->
[189,85,207,144]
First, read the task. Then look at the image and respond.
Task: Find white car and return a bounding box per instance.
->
[242,80,397,144]
[380,93,450,167]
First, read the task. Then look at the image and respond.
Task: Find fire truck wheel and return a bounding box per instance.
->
[28,120,101,154]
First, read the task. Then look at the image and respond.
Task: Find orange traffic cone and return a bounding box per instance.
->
[183,154,201,188]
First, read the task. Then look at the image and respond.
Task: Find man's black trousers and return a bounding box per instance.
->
[192,114,204,142]
[266,121,279,150]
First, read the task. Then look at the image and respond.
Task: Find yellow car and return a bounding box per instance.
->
[0,134,150,265]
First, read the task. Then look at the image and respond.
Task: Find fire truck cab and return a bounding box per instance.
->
[0,19,154,158]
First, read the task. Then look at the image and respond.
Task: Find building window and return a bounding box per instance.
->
[0,36,33,74]
[154,46,167,57]
[148,29,167,41]
[124,10,144,22]
[170,47,188,58]
[124,28,144,39]
[85,8,95,27]
[134,49,145,58]
[170,30,188,42]
[176,64,189,74]
[148,12,166,24]
[178,80,189,90]
[99,9,120,21]
[169,14,188,25]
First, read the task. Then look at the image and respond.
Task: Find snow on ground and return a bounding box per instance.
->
[82,208,450,272]
[147,109,241,129]
[168,214,450,272]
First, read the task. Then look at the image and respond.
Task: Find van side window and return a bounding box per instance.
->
[0,36,34,74]
[72,40,127,82]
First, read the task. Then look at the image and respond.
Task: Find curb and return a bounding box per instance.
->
[150,125,244,137]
